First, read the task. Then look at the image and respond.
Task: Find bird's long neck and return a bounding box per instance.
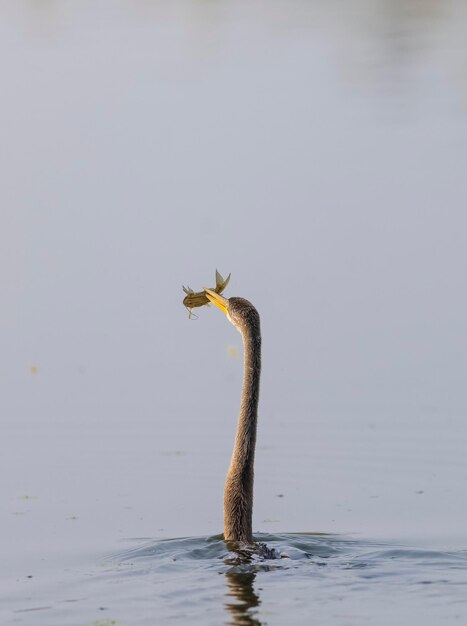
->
[224,317,261,544]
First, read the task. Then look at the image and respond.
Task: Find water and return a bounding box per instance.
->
[105,534,467,625]
[3,414,467,624]
[2,1,467,624]
[4,531,467,624]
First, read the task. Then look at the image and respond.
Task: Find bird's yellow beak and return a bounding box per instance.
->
[204,288,229,314]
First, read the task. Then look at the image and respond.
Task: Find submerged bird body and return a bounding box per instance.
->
[204,292,261,545]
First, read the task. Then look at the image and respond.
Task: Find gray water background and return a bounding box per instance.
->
[1,1,467,624]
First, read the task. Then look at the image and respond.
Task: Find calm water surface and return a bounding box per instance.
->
[2,1,467,625]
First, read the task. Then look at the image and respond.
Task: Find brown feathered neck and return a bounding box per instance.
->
[223,299,261,544]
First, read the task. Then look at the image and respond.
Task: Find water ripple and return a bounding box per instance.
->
[110,532,467,578]
[56,534,466,626]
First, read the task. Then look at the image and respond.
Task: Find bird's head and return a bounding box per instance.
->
[204,288,259,331]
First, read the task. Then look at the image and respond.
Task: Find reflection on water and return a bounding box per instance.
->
[225,571,261,626]
[4,0,467,99]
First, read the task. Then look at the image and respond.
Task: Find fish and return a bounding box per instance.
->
[183,270,231,319]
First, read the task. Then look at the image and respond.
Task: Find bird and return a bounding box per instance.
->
[204,288,261,545]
